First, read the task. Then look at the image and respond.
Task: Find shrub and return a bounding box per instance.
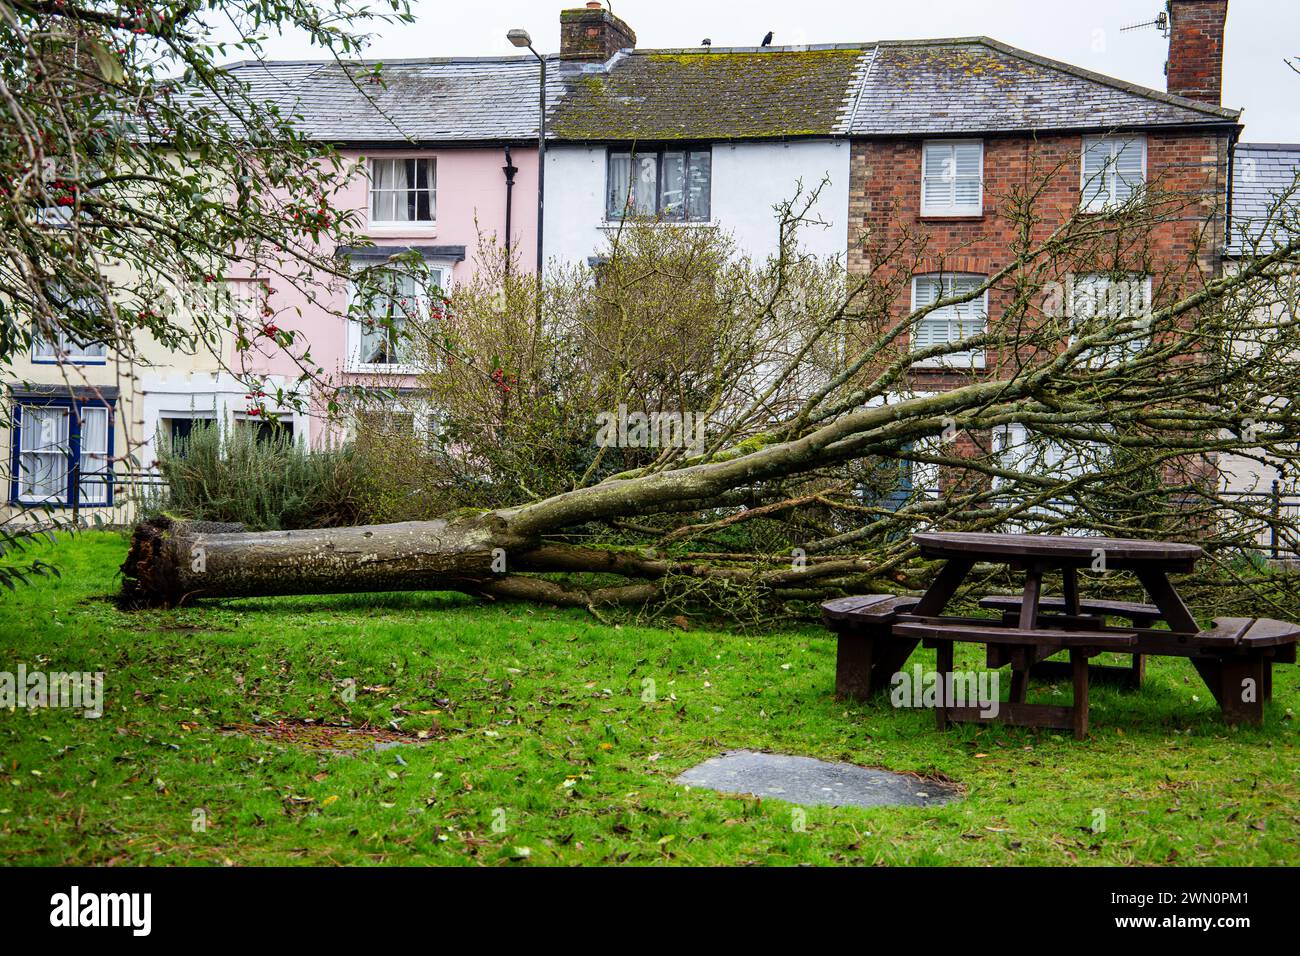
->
[151,423,367,530]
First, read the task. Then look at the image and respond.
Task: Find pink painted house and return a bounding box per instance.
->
[139,56,545,461]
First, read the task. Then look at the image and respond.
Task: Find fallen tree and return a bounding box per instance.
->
[123,176,1300,615]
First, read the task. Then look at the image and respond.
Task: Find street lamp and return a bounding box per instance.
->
[508,27,546,311]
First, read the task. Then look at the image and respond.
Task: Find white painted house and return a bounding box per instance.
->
[545,136,852,266]
[542,11,868,268]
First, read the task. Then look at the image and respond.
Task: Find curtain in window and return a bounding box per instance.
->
[607,150,711,221]
[607,152,657,218]
[19,406,70,501]
[371,159,434,223]
[77,406,110,504]
[631,154,657,216]
[606,153,632,219]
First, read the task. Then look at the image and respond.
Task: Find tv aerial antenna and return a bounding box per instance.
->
[1121,10,1170,37]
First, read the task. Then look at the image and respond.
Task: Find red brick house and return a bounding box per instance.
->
[843,1,1240,485]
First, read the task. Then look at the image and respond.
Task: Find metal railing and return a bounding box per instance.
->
[1219,482,1300,559]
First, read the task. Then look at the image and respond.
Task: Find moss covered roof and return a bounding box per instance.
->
[548,46,871,141]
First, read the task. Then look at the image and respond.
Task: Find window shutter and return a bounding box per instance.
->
[1081,140,1111,208]
[1113,139,1145,204]
[953,142,982,209]
[914,275,987,361]
[922,144,954,210]
[913,276,941,349]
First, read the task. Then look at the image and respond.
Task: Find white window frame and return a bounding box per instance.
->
[346,264,450,375]
[368,157,437,228]
[1080,135,1147,213]
[921,140,984,217]
[32,331,108,364]
[911,274,988,369]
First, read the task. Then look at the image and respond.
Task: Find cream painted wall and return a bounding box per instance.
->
[543,139,851,268]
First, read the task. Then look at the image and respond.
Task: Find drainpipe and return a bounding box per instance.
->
[1224,125,1240,253]
[503,145,518,273]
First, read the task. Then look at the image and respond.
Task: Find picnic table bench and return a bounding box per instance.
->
[822,532,1299,738]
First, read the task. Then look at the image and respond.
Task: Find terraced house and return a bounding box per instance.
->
[5,0,1251,521]
[843,0,1240,488]
[542,6,862,264]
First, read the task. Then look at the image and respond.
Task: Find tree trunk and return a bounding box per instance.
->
[120,514,534,606]
[118,515,886,610]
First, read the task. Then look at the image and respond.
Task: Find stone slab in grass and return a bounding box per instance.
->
[677,749,960,808]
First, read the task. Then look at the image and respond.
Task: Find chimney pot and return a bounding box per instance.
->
[1165,0,1229,106]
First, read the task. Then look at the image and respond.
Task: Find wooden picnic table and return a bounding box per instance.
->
[822,532,1299,739]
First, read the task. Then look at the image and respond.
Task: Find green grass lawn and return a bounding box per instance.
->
[1,531,1297,866]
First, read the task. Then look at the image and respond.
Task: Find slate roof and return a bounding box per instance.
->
[215,35,1240,146]
[218,56,551,143]
[846,38,1238,136]
[1227,143,1300,256]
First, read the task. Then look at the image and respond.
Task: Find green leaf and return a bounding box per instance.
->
[87,39,125,86]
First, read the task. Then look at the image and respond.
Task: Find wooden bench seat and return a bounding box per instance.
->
[892,621,1137,650]
[821,594,921,701]
[821,594,918,624]
[979,594,1160,688]
[979,594,1162,624]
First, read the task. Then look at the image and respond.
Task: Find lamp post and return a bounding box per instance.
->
[508,28,545,322]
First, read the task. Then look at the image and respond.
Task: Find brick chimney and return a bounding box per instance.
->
[1165,0,1228,105]
[560,3,636,61]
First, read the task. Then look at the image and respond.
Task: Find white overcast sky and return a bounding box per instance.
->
[234,0,1300,143]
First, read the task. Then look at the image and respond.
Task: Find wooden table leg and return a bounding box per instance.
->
[1062,566,1080,616]
[1018,567,1043,630]
[871,638,919,695]
[1071,649,1090,740]
[1219,655,1266,726]
[935,641,953,730]
[1134,567,1199,635]
[1192,655,1265,725]
[834,629,876,702]
[914,557,974,617]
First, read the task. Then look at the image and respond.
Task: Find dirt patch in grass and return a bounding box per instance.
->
[222,718,441,755]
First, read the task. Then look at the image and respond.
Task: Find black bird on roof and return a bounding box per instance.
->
[702,38,711,47]
[761,31,774,47]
